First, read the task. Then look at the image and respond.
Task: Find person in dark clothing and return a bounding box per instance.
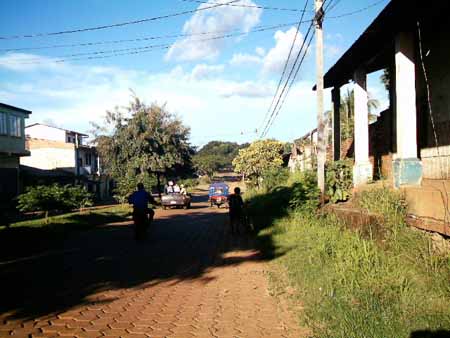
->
[128,183,156,239]
[227,187,244,235]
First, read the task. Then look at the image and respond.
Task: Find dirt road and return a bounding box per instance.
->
[0,192,302,338]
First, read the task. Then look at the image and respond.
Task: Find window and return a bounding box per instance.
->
[0,112,7,135]
[9,115,21,137]
[85,153,92,166]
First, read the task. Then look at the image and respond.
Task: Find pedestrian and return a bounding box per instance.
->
[227,187,244,235]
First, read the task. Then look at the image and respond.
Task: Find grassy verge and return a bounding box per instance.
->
[246,184,450,338]
[2,205,132,231]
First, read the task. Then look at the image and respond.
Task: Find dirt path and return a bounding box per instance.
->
[0,192,303,338]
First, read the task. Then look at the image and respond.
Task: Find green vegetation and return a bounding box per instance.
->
[245,176,450,338]
[326,160,353,203]
[193,141,248,177]
[17,184,93,223]
[3,205,131,231]
[91,95,193,202]
[233,139,285,188]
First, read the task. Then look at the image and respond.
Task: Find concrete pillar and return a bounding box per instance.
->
[393,31,423,188]
[353,68,373,186]
[332,87,341,161]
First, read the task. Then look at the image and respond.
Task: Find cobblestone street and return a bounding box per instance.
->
[0,193,303,338]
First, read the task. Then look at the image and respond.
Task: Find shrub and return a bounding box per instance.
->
[17,184,93,222]
[261,167,289,191]
[289,171,320,212]
[178,178,199,189]
[326,159,353,203]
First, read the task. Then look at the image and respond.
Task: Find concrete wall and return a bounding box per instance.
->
[26,124,66,143]
[21,138,76,172]
[421,145,450,179]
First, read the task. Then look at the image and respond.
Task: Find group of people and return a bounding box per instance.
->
[164,181,187,195]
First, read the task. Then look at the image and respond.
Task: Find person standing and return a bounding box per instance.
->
[227,187,244,235]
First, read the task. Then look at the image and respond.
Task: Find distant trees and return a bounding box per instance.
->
[193,141,248,177]
[91,95,193,201]
[232,140,284,187]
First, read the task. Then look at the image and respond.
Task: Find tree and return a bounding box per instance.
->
[232,140,284,187]
[91,95,192,202]
[193,141,248,177]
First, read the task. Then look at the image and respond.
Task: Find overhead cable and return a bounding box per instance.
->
[0,0,239,40]
[181,0,314,13]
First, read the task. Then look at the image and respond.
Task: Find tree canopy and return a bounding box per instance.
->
[232,139,284,185]
[91,95,193,201]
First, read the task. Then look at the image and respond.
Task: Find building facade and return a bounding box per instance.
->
[0,103,32,203]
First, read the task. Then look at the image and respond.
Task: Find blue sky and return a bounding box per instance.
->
[0,0,390,147]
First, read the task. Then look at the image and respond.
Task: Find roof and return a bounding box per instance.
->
[209,183,229,188]
[0,103,32,115]
[315,0,450,90]
[26,123,88,137]
[294,128,317,144]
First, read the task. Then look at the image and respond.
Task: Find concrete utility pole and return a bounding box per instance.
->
[315,0,326,201]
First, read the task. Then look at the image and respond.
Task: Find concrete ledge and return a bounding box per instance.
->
[353,162,373,186]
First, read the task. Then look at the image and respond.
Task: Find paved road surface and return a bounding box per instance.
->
[0,192,303,338]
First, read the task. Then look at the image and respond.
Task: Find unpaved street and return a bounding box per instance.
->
[0,192,302,338]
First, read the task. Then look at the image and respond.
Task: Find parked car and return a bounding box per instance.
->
[161,193,191,209]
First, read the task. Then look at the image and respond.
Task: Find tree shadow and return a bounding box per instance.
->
[410,330,450,338]
[0,198,284,322]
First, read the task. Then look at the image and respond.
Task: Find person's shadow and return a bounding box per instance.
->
[410,330,450,338]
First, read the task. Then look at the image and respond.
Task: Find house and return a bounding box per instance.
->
[319,0,450,232]
[20,123,111,200]
[0,103,32,203]
[288,129,317,172]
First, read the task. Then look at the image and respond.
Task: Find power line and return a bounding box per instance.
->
[327,0,387,19]
[260,0,334,138]
[181,0,314,13]
[258,0,311,133]
[0,22,301,53]
[1,21,314,65]
[0,0,239,40]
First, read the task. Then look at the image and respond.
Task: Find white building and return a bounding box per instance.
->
[21,123,110,199]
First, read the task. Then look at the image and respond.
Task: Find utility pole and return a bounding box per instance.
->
[315,0,325,203]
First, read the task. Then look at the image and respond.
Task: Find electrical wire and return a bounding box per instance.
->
[1,21,314,65]
[260,0,335,138]
[0,22,301,53]
[258,0,311,134]
[327,0,387,19]
[181,0,314,13]
[0,0,239,40]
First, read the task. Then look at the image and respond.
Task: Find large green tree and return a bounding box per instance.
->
[232,140,284,187]
[91,96,192,201]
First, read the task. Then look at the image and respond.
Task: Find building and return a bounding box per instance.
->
[0,103,32,203]
[21,123,111,199]
[319,0,450,232]
[288,129,317,173]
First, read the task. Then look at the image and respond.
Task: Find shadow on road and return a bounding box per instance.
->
[0,194,283,322]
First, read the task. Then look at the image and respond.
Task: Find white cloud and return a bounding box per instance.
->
[255,47,266,56]
[229,53,262,66]
[0,53,68,72]
[165,0,262,62]
[220,81,272,98]
[190,63,224,80]
[262,27,306,75]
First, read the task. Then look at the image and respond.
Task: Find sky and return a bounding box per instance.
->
[0,0,390,148]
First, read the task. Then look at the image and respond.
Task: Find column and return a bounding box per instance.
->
[353,68,373,186]
[392,31,423,188]
[332,87,341,161]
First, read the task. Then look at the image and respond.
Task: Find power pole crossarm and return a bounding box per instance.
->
[315,0,326,202]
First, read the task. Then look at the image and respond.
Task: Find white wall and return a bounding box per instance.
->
[20,140,76,172]
[26,124,66,142]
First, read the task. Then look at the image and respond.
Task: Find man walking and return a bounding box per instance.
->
[227,187,244,235]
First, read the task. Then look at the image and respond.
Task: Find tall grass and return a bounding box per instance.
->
[247,180,450,337]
